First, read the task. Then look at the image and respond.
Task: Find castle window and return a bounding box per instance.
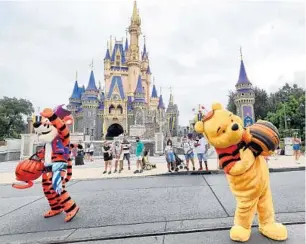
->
[109,104,115,114]
[117,105,123,114]
[116,55,120,66]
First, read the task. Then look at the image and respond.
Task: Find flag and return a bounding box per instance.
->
[201,105,205,110]
[192,108,195,112]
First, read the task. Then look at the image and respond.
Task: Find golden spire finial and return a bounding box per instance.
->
[132,1,138,20]
[107,40,109,50]
[153,76,155,85]
[75,70,78,81]
[144,35,146,45]
[99,80,102,89]
[160,86,162,95]
[240,46,243,60]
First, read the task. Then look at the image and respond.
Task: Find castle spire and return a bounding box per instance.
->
[86,70,98,91]
[158,95,165,109]
[142,35,147,59]
[236,47,250,85]
[151,82,158,98]
[70,80,80,99]
[104,41,111,60]
[133,75,146,103]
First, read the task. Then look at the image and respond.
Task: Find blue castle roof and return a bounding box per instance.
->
[146,65,151,74]
[142,43,147,60]
[108,76,125,99]
[70,80,81,99]
[111,43,126,64]
[237,60,251,85]
[133,75,145,103]
[158,95,165,109]
[135,75,144,94]
[151,84,158,98]
[104,48,111,60]
[86,71,98,91]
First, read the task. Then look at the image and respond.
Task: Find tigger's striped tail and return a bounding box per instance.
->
[64,158,73,183]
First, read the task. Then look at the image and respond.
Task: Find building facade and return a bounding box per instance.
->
[67,1,179,139]
[234,51,255,127]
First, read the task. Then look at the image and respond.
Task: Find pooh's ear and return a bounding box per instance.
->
[212,102,223,111]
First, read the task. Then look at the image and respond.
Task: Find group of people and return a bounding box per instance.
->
[102,136,146,174]
[164,133,210,173]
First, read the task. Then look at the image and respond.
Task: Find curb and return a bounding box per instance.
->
[2,166,304,186]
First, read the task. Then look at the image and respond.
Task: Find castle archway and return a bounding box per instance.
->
[106,123,124,139]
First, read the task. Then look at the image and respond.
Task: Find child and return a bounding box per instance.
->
[181,134,195,171]
[102,141,112,175]
[113,140,122,173]
[142,150,156,169]
[165,139,176,172]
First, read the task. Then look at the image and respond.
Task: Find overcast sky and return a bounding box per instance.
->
[0,0,305,125]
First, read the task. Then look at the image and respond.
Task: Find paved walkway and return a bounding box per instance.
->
[0,172,305,244]
[0,155,304,185]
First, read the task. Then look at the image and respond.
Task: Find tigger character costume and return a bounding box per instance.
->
[32,106,79,222]
[195,103,287,242]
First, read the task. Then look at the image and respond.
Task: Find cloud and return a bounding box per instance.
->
[0,0,305,125]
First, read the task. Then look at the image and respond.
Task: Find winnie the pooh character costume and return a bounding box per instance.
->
[195,102,287,242]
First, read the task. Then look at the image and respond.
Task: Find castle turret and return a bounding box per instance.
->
[234,48,255,127]
[127,1,141,96]
[150,80,159,110]
[166,88,179,136]
[82,67,99,139]
[133,75,146,108]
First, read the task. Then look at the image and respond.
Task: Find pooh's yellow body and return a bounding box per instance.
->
[195,103,287,242]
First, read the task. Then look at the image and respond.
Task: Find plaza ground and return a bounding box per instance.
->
[0,155,305,184]
[0,171,304,244]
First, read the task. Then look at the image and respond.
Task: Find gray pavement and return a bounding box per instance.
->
[0,171,304,244]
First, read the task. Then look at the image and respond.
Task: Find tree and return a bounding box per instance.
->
[0,97,34,140]
[226,91,236,114]
[265,83,305,139]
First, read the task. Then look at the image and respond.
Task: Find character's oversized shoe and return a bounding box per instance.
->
[65,206,80,222]
[259,223,288,241]
[44,209,63,218]
[230,225,251,242]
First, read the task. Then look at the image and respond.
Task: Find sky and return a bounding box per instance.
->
[0,0,305,125]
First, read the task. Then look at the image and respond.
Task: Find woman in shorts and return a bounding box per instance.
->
[293,135,302,164]
[102,141,112,175]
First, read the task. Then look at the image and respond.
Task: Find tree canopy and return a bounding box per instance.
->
[0,97,34,140]
[227,83,305,139]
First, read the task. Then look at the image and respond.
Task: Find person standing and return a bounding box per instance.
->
[293,135,302,164]
[134,136,144,174]
[165,139,176,172]
[113,140,122,173]
[85,144,90,161]
[181,134,195,171]
[102,141,112,175]
[120,138,131,172]
[194,134,209,171]
[89,142,94,162]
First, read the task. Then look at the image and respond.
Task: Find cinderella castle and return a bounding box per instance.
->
[67,1,179,140]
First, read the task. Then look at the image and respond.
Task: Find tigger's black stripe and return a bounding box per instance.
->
[66,203,76,213]
[64,133,70,139]
[67,165,72,169]
[59,124,66,131]
[67,173,72,176]
[49,113,57,122]
[61,197,71,204]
